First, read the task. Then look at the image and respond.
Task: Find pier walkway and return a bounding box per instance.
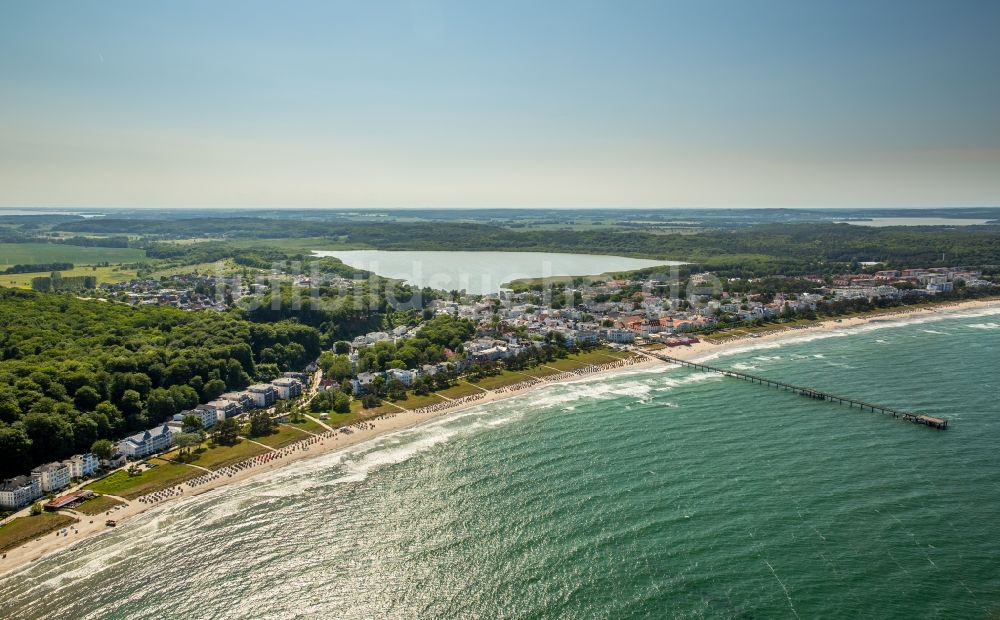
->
[640,350,948,430]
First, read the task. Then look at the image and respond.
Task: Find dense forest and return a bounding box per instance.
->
[0,289,321,477]
[54,218,1000,276]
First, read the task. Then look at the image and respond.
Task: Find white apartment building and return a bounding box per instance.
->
[31,462,72,493]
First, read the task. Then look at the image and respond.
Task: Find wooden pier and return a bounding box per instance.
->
[641,350,948,430]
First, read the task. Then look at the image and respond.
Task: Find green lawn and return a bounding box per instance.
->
[0,243,145,268]
[599,349,634,360]
[1,264,137,289]
[0,513,78,553]
[323,411,366,427]
[392,392,447,409]
[324,402,393,427]
[348,399,398,415]
[247,425,308,449]
[436,382,485,399]
[467,371,529,390]
[170,440,269,471]
[564,348,627,364]
[521,365,561,378]
[73,494,125,515]
[85,463,200,500]
[287,416,327,434]
[545,357,590,371]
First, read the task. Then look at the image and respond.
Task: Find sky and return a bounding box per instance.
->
[1,1,999,209]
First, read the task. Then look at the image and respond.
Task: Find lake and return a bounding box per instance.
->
[311,250,683,294]
[836,217,992,227]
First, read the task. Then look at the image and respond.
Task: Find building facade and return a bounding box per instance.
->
[0,476,42,509]
[247,384,277,408]
[120,424,174,459]
[31,462,72,493]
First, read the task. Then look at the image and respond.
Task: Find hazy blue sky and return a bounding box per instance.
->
[2,1,999,208]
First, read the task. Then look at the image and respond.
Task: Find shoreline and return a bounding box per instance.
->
[661,297,998,363]
[1,297,996,578]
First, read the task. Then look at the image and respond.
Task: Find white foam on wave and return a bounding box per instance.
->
[693,332,846,363]
[216,366,695,494]
[968,322,999,330]
[26,499,195,593]
[527,379,654,409]
[693,305,1000,364]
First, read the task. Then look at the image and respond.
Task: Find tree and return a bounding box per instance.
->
[72,415,100,453]
[0,390,20,424]
[90,438,114,461]
[333,340,351,354]
[387,378,407,401]
[0,424,32,478]
[173,432,201,455]
[213,418,240,446]
[319,353,352,381]
[168,384,200,411]
[30,502,43,516]
[182,414,203,432]
[331,391,350,413]
[202,378,227,401]
[95,401,124,432]
[119,390,143,417]
[22,412,74,464]
[146,388,178,422]
[248,410,276,437]
[73,386,102,412]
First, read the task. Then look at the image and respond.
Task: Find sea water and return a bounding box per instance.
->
[1,308,997,619]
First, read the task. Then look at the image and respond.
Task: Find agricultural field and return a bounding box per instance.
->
[1,264,138,289]
[0,243,145,267]
[147,258,242,278]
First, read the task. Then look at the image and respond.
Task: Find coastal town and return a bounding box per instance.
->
[100,262,992,343]
[4,2,1000,613]
[3,261,994,523]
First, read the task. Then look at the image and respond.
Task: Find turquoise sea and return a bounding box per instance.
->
[1,308,998,619]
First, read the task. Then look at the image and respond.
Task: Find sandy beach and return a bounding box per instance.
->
[2,296,996,578]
